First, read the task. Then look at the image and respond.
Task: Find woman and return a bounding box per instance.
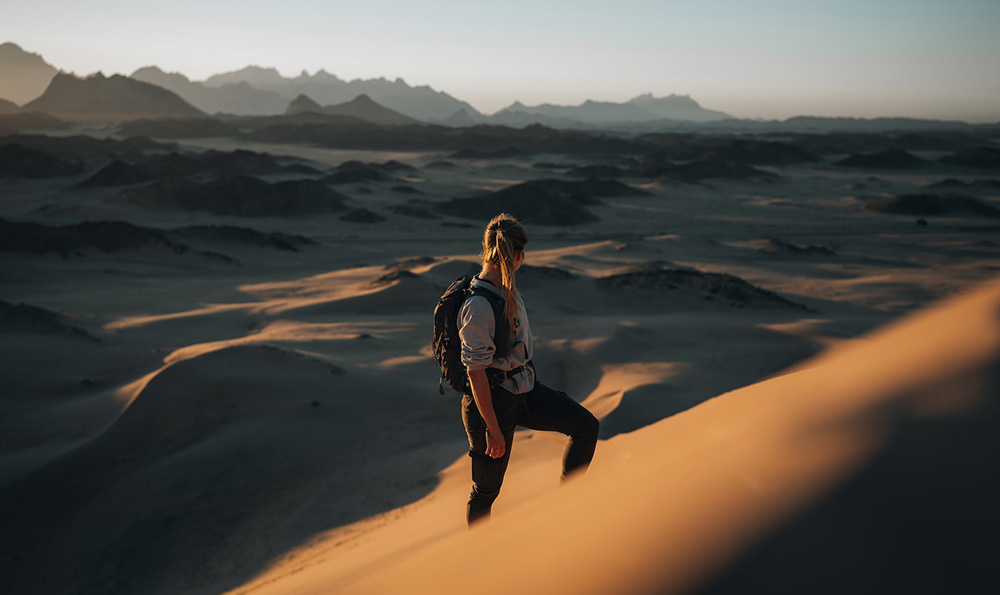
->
[459,213,600,526]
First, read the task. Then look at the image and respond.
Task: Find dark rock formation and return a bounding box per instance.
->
[596,265,812,310]
[692,139,820,165]
[0,300,98,341]
[836,148,928,169]
[450,146,526,159]
[119,176,349,216]
[117,118,238,139]
[391,201,439,219]
[424,160,457,169]
[640,159,778,182]
[171,225,314,251]
[566,165,628,178]
[938,147,1000,170]
[926,178,1000,191]
[0,217,231,261]
[0,143,84,178]
[341,208,386,223]
[0,112,70,135]
[864,194,1000,218]
[758,238,836,256]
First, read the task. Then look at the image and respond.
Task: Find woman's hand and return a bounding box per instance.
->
[486,426,506,459]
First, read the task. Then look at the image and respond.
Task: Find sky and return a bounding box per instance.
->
[4,0,1000,121]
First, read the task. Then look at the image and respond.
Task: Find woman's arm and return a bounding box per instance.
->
[468,368,505,459]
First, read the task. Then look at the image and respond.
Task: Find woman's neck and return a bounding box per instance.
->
[480,264,503,286]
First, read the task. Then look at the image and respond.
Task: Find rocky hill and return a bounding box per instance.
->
[0,42,57,105]
[131,66,288,115]
[285,94,419,125]
[23,73,204,123]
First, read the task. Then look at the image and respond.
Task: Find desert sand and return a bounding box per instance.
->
[2,129,999,595]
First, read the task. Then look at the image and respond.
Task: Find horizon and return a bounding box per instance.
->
[4,0,1000,122]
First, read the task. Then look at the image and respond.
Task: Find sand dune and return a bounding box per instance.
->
[237,278,1000,595]
[3,132,1000,595]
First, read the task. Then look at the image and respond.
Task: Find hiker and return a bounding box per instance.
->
[455,213,599,525]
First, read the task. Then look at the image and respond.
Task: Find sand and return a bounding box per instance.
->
[1,132,999,594]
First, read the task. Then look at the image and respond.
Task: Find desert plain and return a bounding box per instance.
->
[2,125,1000,595]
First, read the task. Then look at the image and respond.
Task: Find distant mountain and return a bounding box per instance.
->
[203,66,289,90]
[284,94,418,126]
[131,66,287,115]
[200,66,482,121]
[0,42,58,105]
[777,116,977,133]
[442,108,487,127]
[0,97,18,114]
[489,105,580,128]
[498,100,660,124]
[490,95,731,127]
[628,93,732,122]
[285,94,323,114]
[23,73,204,123]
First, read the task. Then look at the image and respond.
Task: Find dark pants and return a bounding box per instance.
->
[462,381,599,525]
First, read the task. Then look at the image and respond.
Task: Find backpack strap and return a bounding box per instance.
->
[468,284,511,361]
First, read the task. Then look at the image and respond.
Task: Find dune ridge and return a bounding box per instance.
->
[229,277,1000,595]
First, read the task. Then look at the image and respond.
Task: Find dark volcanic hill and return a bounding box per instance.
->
[79,149,311,187]
[119,175,349,216]
[436,178,639,226]
[637,158,779,183]
[171,225,314,251]
[0,217,228,261]
[835,148,928,169]
[0,112,70,135]
[0,134,170,165]
[117,117,238,139]
[596,266,812,311]
[22,73,204,123]
[864,194,1000,218]
[0,299,98,340]
[0,97,18,114]
[926,178,1000,191]
[938,147,1000,170]
[0,42,57,105]
[694,139,820,165]
[285,93,419,126]
[0,143,85,178]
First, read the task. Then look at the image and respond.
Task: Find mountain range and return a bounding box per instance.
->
[0,42,736,127]
[0,41,993,132]
[23,72,203,123]
[0,42,58,105]
[284,94,419,126]
[493,95,732,125]
[135,65,480,122]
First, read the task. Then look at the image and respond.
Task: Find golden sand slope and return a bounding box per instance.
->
[231,277,1000,595]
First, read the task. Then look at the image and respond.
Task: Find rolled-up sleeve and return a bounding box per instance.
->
[458,296,496,370]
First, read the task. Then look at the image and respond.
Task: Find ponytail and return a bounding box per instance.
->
[481,213,529,332]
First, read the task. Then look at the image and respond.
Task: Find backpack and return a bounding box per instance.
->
[433,275,511,395]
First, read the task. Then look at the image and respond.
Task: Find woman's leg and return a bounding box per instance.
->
[519,382,600,480]
[461,388,522,525]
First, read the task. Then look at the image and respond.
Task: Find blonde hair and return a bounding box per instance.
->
[481,213,528,331]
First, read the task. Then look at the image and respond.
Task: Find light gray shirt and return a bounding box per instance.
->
[458,276,535,394]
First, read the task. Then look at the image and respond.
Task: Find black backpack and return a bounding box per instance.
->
[433,275,511,395]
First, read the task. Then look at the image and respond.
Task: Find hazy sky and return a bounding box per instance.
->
[5,0,999,121]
